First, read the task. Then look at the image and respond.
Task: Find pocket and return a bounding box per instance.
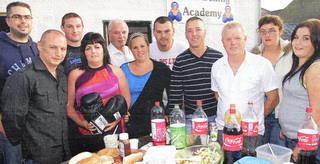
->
[33,88,49,110]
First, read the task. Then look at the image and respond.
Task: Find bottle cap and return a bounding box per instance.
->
[196,100,202,105]
[155,102,160,106]
[230,104,236,108]
[248,101,253,105]
[174,105,179,109]
[306,107,313,113]
[230,108,236,114]
[119,133,129,140]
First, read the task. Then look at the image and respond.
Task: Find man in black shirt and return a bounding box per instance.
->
[2,30,70,164]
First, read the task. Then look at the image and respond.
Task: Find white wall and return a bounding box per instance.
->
[0,0,261,53]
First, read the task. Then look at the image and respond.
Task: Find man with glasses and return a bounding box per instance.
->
[0,2,38,164]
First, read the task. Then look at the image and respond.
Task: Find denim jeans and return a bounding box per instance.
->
[285,137,320,164]
[263,113,286,146]
[0,133,22,164]
[185,114,217,134]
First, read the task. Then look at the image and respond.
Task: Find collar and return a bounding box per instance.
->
[108,43,130,55]
[222,51,252,66]
[33,56,64,73]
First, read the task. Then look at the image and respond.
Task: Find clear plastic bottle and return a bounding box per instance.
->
[192,100,208,145]
[297,107,319,164]
[151,102,166,146]
[241,101,259,156]
[170,105,187,149]
[223,106,243,164]
[225,104,242,124]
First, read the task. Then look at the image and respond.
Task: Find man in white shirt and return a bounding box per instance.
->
[107,19,134,67]
[150,16,188,70]
[211,22,279,146]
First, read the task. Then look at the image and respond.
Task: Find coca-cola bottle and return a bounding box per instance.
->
[297,107,319,164]
[170,105,187,149]
[223,106,243,164]
[151,102,166,146]
[241,101,259,156]
[192,100,208,145]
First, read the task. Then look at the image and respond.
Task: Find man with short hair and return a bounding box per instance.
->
[107,19,134,66]
[168,17,223,133]
[0,2,38,163]
[2,30,70,164]
[150,16,188,70]
[211,22,279,147]
[61,12,84,75]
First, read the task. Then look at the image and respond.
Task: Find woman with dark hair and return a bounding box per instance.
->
[66,32,131,154]
[279,19,320,163]
[121,32,170,138]
[252,15,291,146]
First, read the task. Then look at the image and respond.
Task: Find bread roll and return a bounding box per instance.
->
[97,148,120,157]
[96,155,114,164]
[77,153,99,164]
[68,152,92,164]
[122,152,144,164]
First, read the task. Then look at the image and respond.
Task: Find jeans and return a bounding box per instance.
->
[263,113,286,146]
[185,114,217,134]
[0,133,22,164]
[285,137,320,164]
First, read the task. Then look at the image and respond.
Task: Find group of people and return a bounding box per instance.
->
[0,1,319,164]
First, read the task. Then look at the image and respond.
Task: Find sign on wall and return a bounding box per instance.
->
[167,0,234,24]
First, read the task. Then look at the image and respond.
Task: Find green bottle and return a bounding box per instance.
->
[170,105,187,149]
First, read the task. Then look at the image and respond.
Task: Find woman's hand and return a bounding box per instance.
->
[81,120,96,132]
[124,112,130,123]
[292,146,299,162]
[279,129,285,139]
[104,119,121,132]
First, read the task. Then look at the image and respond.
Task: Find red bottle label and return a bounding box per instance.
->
[241,120,258,136]
[223,134,243,151]
[298,129,319,150]
[151,119,166,143]
[192,118,208,135]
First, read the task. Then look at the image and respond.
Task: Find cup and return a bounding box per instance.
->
[104,134,119,148]
[129,138,139,149]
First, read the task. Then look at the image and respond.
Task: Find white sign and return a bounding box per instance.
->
[167,0,234,24]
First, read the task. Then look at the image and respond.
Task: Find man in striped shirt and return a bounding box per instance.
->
[168,16,223,133]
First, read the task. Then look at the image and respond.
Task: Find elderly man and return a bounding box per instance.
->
[107,19,134,66]
[2,30,70,164]
[168,16,223,132]
[211,22,279,157]
[150,16,188,70]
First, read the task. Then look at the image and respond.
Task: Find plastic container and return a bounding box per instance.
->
[255,143,293,164]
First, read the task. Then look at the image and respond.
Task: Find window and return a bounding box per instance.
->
[0,13,9,33]
[103,20,152,45]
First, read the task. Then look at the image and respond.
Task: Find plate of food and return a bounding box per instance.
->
[175,144,223,164]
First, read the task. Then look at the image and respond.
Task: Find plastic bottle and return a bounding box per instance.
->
[241,101,259,156]
[170,105,187,149]
[224,104,242,124]
[223,106,243,164]
[297,107,319,164]
[119,133,131,158]
[192,100,208,145]
[151,102,166,146]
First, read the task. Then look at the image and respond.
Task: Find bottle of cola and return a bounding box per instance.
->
[241,101,259,156]
[297,107,319,164]
[223,105,243,164]
[151,102,166,146]
[192,100,208,145]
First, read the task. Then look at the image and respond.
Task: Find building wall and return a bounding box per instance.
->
[0,0,261,53]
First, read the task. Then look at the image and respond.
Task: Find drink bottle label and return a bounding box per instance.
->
[151,119,166,142]
[298,129,319,150]
[223,134,243,151]
[192,118,208,135]
[170,123,187,149]
[241,120,258,136]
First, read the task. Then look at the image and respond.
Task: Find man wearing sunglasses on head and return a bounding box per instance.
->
[0,2,38,164]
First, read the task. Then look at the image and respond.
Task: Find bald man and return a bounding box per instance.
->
[1,30,70,163]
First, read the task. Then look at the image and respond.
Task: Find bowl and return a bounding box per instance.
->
[255,143,292,164]
[175,144,223,164]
